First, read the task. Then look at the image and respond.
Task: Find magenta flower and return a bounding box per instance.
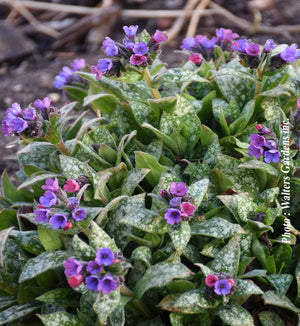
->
[153,30,168,43]
[216,28,239,42]
[246,43,260,56]
[64,179,81,193]
[180,202,196,217]
[42,178,60,192]
[91,66,103,80]
[205,274,219,287]
[129,54,147,66]
[189,53,203,65]
[169,182,188,196]
[214,279,231,296]
[165,208,182,225]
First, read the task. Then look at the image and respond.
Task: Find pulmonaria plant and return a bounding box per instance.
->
[64,247,128,295]
[248,124,281,163]
[90,25,168,79]
[205,273,236,298]
[160,182,196,224]
[34,178,87,230]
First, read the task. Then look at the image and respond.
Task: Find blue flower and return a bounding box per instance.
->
[87,261,103,274]
[214,279,231,296]
[264,149,281,163]
[72,207,87,222]
[165,208,182,225]
[125,39,134,50]
[169,197,182,208]
[86,275,101,292]
[280,44,298,62]
[23,108,37,121]
[67,197,79,210]
[123,25,138,38]
[96,247,114,266]
[99,274,118,295]
[39,191,57,207]
[181,36,196,50]
[133,42,149,55]
[232,39,249,52]
[34,208,51,223]
[64,258,84,276]
[97,58,113,72]
[49,213,68,229]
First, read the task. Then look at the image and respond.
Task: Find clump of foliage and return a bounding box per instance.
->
[0,26,300,326]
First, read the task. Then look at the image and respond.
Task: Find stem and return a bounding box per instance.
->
[120,284,151,318]
[143,68,161,99]
[55,139,71,156]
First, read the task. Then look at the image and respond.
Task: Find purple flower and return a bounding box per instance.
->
[125,39,134,50]
[42,178,60,192]
[170,197,182,208]
[165,208,182,225]
[34,208,51,223]
[8,117,28,134]
[250,134,265,148]
[169,182,188,196]
[105,41,119,56]
[261,127,271,134]
[280,44,298,63]
[97,58,113,72]
[232,39,249,52]
[133,42,149,55]
[23,108,37,121]
[195,35,217,49]
[129,54,147,66]
[34,97,51,111]
[216,28,239,42]
[264,139,277,149]
[99,274,118,295]
[6,103,22,119]
[71,58,85,71]
[72,207,87,222]
[1,120,14,136]
[64,258,84,276]
[264,39,277,52]
[246,43,260,56]
[153,30,168,43]
[67,197,79,210]
[49,213,68,229]
[96,248,114,266]
[123,25,138,38]
[181,36,196,50]
[39,191,57,207]
[214,279,231,296]
[264,149,281,163]
[91,66,103,80]
[87,261,103,274]
[248,145,264,159]
[54,75,68,88]
[86,275,101,292]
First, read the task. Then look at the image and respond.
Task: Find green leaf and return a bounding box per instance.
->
[238,160,280,177]
[130,100,160,128]
[121,168,150,196]
[120,208,167,234]
[216,304,254,326]
[189,178,209,209]
[254,187,279,206]
[93,289,120,325]
[0,227,14,267]
[36,288,80,307]
[135,151,168,187]
[19,250,71,282]
[0,210,18,230]
[38,311,82,326]
[262,290,300,313]
[180,112,201,154]
[72,234,96,261]
[148,97,177,113]
[0,302,41,325]
[209,237,240,275]
[234,279,263,297]
[191,217,245,239]
[200,124,218,146]
[89,221,117,251]
[38,226,64,251]
[198,90,216,123]
[9,230,44,255]
[158,68,208,84]
[266,274,293,296]
[84,92,120,114]
[159,288,218,313]
[240,269,267,278]
[259,311,285,326]
[59,155,86,179]
[17,173,61,190]
[168,221,191,253]
[131,246,152,267]
[229,100,255,134]
[167,280,195,293]
[135,262,191,298]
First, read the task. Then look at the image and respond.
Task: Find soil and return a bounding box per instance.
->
[1,0,300,175]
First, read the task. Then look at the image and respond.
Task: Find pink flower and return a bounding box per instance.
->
[228,278,235,286]
[205,274,219,287]
[41,177,60,192]
[180,202,196,217]
[297,99,300,109]
[153,30,168,43]
[189,53,203,66]
[129,54,147,66]
[64,179,81,193]
[91,66,103,80]
[68,274,84,288]
[169,182,188,196]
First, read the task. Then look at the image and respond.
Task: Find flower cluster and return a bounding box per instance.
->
[248,124,281,163]
[54,58,86,88]
[160,182,196,225]
[181,28,239,63]
[233,38,300,70]
[1,97,62,138]
[64,247,128,295]
[205,273,236,297]
[34,178,87,230]
[91,25,168,80]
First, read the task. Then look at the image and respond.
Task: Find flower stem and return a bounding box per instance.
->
[55,139,71,156]
[143,68,161,99]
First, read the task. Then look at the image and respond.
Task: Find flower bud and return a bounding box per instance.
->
[68,274,84,288]
[63,222,73,231]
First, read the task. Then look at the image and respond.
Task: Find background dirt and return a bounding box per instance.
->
[1,0,300,175]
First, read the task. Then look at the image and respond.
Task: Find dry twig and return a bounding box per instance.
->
[186,0,212,37]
